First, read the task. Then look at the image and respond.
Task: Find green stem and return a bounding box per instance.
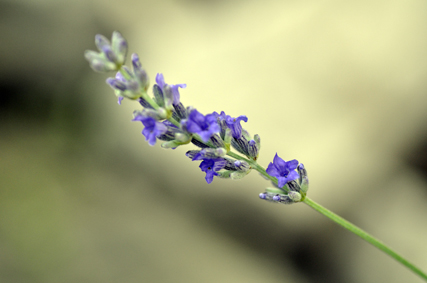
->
[302,197,427,281]
[228,156,427,281]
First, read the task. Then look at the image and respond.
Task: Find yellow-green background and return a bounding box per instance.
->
[1,0,427,282]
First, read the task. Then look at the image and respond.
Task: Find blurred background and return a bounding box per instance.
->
[1,0,427,282]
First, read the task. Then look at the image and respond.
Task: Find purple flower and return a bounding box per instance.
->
[213,111,228,121]
[184,109,220,142]
[213,111,248,139]
[266,153,299,188]
[155,73,166,89]
[225,115,248,139]
[131,53,149,91]
[132,115,167,146]
[155,73,186,105]
[199,158,227,184]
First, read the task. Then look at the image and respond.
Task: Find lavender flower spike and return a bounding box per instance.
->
[266,153,299,188]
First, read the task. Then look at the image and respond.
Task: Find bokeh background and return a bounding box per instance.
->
[1,0,427,282]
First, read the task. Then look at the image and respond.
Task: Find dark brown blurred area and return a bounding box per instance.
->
[1,1,427,282]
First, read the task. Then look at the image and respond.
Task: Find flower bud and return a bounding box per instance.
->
[234,160,250,172]
[131,53,149,91]
[272,195,281,201]
[230,169,251,180]
[259,187,300,204]
[286,180,301,193]
[133,108,167,121]
[288,191,301,202]
[161,140,181,149]
[153,85,164,107]
[85,32,128,73]
[95,34,110,51]
[191,148,227,160]
[175,133,191,143]
[163,85,174,109]
[298,163,309,193]
[172,103,188,121]
[112,31,128,66]
[218,171,232,179]
[84,50,116,72]
[259,192,267,199]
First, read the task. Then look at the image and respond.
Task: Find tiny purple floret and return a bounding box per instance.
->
[155,73,186,105]
[132,115,167,146]
[266,153,299,188]
[225,115,248,139]
[199,158,226,184]
[155,73,166,89]
[213,111,248,139]
[184,109,220,142]
[170,83,186,105]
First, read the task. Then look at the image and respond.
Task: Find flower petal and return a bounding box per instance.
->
[266,162,279,177]
[286,170,299,183]
[277,177,287,188]
[273,153,287,169]
[155,73,166,89]
[286,159,299,171]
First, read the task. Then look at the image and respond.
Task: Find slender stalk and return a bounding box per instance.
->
[230,156,427,281]
[303,197,427,281]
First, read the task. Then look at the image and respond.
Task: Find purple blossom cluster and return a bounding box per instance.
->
[124,68,259,184]
[85,32,308,203]
[259,162,308,204]
[84,32,127,73]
